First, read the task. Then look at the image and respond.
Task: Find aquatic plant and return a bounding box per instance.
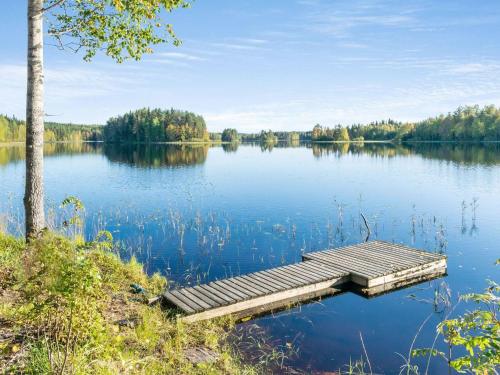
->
[412,261,500,374]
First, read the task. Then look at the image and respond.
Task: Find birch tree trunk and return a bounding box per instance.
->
[25,0,45,239]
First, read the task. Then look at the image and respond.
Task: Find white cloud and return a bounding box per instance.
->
[232,38,269,45]
[446,62,500,75]
[211,42,264,51]
[302,0,417,38]
[158,52,207,61]
[203,67,500,132]
[0,62,138,119]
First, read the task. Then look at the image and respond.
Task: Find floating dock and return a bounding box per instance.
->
[163,240,447,323]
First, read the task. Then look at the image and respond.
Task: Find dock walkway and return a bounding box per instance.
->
[163,240,447,322]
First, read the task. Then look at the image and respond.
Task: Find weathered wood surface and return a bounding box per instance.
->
[302,240,447,288]
[164,260,349,322]
[163,240,447,322]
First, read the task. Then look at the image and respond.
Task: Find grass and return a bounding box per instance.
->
[0,232,257,374]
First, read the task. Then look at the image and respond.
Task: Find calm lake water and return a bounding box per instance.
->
[1,142,499,374]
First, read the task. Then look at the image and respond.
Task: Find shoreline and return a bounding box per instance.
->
[2,140,500,147]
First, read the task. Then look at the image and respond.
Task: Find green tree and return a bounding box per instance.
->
[104,108,206,143]
[338,127,350,142]
[221,128,239,143]
[24,0,189,239]
[260,130,278,145]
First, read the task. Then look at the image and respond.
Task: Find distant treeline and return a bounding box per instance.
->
[2,105,500,144]
[104,108,209,143]
[211,129,302,143]
[0,115,102,142]
[216,105,500,143]
[311,105,500,142]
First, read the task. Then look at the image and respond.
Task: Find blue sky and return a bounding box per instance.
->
[1,0,500,131]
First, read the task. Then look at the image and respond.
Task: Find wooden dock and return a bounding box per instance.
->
[163,240,447,323]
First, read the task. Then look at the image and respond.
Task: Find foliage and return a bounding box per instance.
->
[209,132,222,142]
[239,131,310,143]
[0,232,255,374]
[104,108,209,143]
[260,130,278,145]
[0,115,102,143]
[60,196,86,240]
[412,269,500,374]
[312,124,350,142]
[45,121,102,142]
[0,115,26,142]
[312,105,500,142]
[5,104,500,145]
[221,128,239,143]
[287,132,300,143]
[411,105,500,141]
[44,0,190,63]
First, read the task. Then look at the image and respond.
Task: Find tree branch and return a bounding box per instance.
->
[41,0,67,14]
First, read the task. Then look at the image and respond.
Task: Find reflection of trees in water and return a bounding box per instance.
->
[2,142,500,168]
[260,141,275,152]
[0,142,100,166]
[259,140,302,152]
[311,142,354,157]
[103,144,209,168]
[405,143,500,165]
[0,147,24,166]
[44,142,100,156]
[310,142,500,165]
[222,142,239,153]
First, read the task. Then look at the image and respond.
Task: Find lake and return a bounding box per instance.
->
[1,142,499,374]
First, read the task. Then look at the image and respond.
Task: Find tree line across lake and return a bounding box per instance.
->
[0,116,101,143]
[1,105,500,144]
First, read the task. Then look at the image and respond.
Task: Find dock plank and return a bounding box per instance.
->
[193,286,228,306]
[198,284,235,304]
[267,267,313,285]
[164,291,197,314]
[163,241,447,321]
[254,272,294,289]
[171,290,204,312]
[179,289,214,310]
[211,280,248,300]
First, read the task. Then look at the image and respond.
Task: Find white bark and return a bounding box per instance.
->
[25,0,45,239]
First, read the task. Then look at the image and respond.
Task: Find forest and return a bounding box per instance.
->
[312,105,500,142]
[0,115,102,143]
[2,105,499,145]
[103,108,209,143]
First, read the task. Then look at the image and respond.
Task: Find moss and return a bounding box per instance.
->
[0,232,256,374]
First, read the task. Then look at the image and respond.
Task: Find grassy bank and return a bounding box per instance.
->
[0,232,255,374]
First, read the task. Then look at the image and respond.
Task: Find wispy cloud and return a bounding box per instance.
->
[0,62,139,119]
[445,62,500,75]
[211,42,264,51]
[232,38,269,45]
[337,41,368,49]
[158,52,207,61]
[300,0,417,37]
